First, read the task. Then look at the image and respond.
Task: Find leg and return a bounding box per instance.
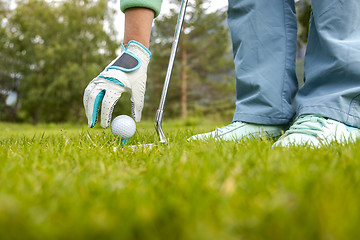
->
[188,0,297,141]
[295,0,360,128]
[274,0,360,147]
[228,0,298,125]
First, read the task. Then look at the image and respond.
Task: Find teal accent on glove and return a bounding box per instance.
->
[91,90,106,127]
[99,76,125,86]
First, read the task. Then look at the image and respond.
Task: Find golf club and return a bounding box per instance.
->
[155,0,189,144]
[118,0,189,151]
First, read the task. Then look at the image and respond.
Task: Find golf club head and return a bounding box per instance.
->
[155,109,166,144]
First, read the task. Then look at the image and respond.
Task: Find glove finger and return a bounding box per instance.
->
[86,86,106,128]
[100,88,125,128]
[83,80,97,116]
[130,91,144,123]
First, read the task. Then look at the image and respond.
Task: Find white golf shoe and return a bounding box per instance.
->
[188,121,286,142]
[273,115,360,148]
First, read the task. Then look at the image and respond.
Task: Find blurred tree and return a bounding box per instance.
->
[0,0,8,109]
[147,0,235,120]
[5,0,118,124]
[295,0,311,84]
[0,0,19,121]
[296,0,311,49]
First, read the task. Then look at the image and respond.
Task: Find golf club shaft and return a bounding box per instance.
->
[155,0,189,143]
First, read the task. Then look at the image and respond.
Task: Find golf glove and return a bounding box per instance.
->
[83,40,151,128]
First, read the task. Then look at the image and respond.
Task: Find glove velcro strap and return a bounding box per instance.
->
[106,52,141,73]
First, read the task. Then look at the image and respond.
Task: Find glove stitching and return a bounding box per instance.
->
[107,98,119,128]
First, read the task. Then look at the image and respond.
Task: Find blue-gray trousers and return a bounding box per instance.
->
[228,0,360,127]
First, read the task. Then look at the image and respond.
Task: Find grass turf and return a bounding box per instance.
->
[1,120,360,240]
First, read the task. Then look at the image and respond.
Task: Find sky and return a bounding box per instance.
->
[112,0,228,41]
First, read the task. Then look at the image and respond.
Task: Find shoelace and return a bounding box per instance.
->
[285,115,331,137]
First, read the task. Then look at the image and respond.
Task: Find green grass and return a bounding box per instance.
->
[1,120,360,240]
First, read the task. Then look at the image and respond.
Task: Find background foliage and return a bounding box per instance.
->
[0,0,312,124]
[147,0,235,120]
[0,0,118,123]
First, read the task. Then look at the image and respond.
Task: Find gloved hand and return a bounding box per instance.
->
[83,40,151,128]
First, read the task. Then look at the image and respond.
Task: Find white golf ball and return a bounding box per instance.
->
[111,115,136,139]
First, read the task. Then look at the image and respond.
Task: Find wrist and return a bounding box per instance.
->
[124,7,154,49]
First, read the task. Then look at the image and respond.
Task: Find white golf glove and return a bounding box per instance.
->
[83,40,151,128]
